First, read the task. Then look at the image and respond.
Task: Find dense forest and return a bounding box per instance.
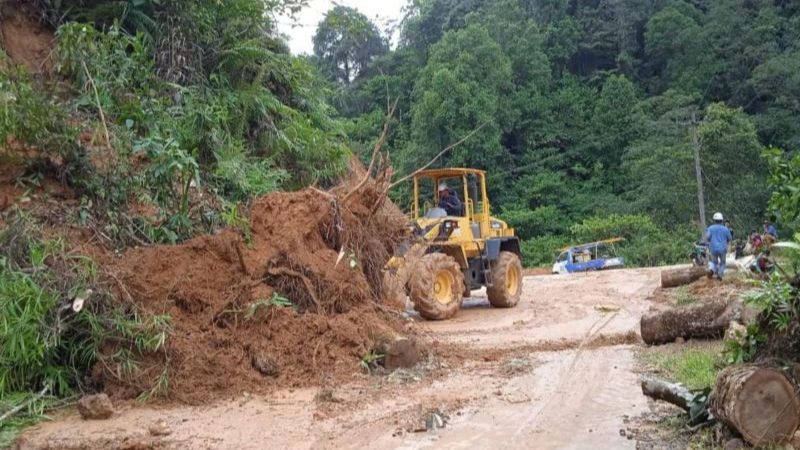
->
[311,0,800,265]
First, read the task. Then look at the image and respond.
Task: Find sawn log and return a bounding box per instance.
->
[640,301,728,345]
[710,365,800,446]
[661,266,708,288]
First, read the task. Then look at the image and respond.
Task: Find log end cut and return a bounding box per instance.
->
[712,365,800,446]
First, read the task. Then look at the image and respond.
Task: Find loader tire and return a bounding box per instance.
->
[409,253,463,320]
[487,251,522,308]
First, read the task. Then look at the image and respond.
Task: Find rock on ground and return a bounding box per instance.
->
[77,394,114,420]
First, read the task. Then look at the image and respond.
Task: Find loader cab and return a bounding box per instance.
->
[412,168,493,237]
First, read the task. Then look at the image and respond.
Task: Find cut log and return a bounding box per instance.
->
[710,365,800,446]
[641,301,728,345]
[641,377,694,411]
[661,266,708,288]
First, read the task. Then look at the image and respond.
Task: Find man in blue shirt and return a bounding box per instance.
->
[706,212,732,280]
[763,220,778,244]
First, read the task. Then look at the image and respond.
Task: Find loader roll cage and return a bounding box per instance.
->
[412,168,490,223]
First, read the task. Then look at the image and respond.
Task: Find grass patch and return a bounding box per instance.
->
[641,342,724,390]
[673,286,700,306]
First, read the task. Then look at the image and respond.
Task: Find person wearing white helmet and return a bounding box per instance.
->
[706,212,732,280]
[437,181,463,216]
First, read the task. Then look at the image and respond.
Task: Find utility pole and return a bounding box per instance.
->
[691,112,707,237]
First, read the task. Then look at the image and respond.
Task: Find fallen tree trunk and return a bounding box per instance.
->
[640,301,728,345]
[710,365,800,446]
[661,266,708,288]
[641,377,694,411]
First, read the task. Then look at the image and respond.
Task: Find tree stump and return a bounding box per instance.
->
[640,301,728,345]
[710,365,800,446]
[661,266,708,288]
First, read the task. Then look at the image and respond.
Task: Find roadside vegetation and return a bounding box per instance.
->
[1,0,343,442]
[641,343,724,391]
[0,212,170,445]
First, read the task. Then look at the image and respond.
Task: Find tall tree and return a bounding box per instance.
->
[406,24,512,172]
[312,6,388,85]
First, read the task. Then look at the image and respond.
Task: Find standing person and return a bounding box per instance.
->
[706,212,732,280]
[763,219,778,245]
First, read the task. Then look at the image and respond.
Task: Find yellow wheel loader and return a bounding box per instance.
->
[387,168,523,320]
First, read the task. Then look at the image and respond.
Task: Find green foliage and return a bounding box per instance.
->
[0,66,79,161]
[697,103,769,231]
[0,212,171,434]
[407,24,512,172]
[763,146,800,227]
[723,273,800,364]
[570,214,696,267]
[520,235,569,267]
[360,348,385,373]
[0,2,353,246]
[313,5,388,84]
[504,205,566,238]
[746,274,798,332]
[570,214,658,242]
[723,324,764,364]
[329,0,791,251]
[673,286,699,306]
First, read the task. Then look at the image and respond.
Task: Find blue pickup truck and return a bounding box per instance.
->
[552,238,626,275]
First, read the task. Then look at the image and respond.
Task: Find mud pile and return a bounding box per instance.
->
[103,175,411,403]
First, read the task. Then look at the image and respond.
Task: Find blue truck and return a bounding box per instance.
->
[552,238,626,274]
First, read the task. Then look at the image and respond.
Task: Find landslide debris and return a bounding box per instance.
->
[99,168,412,403]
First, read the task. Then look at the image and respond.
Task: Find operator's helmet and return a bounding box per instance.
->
[713,212,724,222]
[438,182,448,192]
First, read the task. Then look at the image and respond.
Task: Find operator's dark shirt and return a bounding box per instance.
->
[439,190,463,216]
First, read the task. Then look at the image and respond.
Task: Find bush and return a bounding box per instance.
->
[503,205,569,238]
[0,212,171,439]
[570,214,659,242]
[521,235,569,267]
[0,66,79,160]
[518,215,694,269]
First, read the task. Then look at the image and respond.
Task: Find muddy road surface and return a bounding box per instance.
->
[19,268,662,450]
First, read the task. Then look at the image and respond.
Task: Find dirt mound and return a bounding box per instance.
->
[103,180,412,403]
[0,1,54,73]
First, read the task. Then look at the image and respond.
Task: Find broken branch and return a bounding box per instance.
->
[342,98,399,204]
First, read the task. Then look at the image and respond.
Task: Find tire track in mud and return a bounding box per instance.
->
[509,311,623,442]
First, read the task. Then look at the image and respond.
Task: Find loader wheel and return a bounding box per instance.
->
[409,253,464,320]
[487,251,523,308]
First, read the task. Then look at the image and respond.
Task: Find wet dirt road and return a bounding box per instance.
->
[19,268,662,450]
